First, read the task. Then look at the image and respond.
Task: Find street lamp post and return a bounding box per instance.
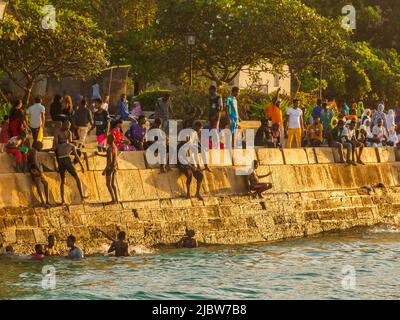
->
[0,1,8,21]
[186,32,196,87]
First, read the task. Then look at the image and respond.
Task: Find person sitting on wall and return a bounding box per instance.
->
[331,120,350,164]
[177,229,198,248]
[66,235,84,259]
[28,141,51,208]
[108,231,129,257]
[341,119,365,166]
[6,131,29,173]
[246,160,273,198]
[125,115,148,151]
[306,116,324,147]
[109,120,134,151]
[255,118,274,148]
[31,244,45,261]
[45,235,60,256]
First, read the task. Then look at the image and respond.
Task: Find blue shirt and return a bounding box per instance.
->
[312,106,323,118]
[117,99,130,119]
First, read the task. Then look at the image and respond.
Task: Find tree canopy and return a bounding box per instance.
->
[0,0,109,104]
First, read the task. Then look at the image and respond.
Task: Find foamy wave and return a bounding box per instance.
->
[369,225,400,234]
[130,245,155,255]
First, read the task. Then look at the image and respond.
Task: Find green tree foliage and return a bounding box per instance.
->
[0,0,109,105]
[154,0,346,93]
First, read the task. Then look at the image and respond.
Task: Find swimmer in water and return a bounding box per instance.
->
[108,231,129,257]
[31,244,45,260]
[177,229,198,248]
[1,245,14,256]
[44,235,60,256]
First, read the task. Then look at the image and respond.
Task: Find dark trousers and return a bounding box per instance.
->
[30,127,40,142]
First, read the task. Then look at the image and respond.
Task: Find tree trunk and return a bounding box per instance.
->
[24,82,34,107]
[292,72,301,99]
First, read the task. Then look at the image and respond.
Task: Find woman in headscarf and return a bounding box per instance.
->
[371,104,386,128]
[361,108,371,125]
[9,99,26,138]
[357,101,365,118]
[386,109,395,132]
[363,118,373,147]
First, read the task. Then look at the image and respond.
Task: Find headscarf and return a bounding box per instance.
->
[387,109,395,131]
[371,104,386,127]
[357,101,364,117]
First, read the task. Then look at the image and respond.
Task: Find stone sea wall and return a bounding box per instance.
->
[1,147,400,254]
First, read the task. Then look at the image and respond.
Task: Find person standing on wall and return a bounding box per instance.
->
[208,85,224,129]
[116,94,130,120]
[264,88,283,140]
[9,99,26,138]
[26,97,45,143]
[73,99,94,148]
[286,99,304,148]
[89,99,110,152]
[155,93,173,133]
[226,87,240,133]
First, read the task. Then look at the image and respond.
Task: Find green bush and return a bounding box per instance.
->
[0,102,12,121]
[132,89,171,111]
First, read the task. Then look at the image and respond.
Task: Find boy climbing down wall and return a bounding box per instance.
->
[28,141,51,208]
[246,160,273,198]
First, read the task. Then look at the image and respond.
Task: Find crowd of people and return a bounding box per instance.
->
[1,86,397,206]
[258,90,400,166]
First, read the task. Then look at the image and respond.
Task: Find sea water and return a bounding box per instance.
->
[0,226,399,300]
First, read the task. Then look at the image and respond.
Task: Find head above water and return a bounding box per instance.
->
[5,245,13,253]
[67,235,76,248]
[48,235,56,246]
[35,244,44,254]
[117,231,126,241]
[186,229,195,238]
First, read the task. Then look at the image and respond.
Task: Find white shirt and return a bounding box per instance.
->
[341,126,355,142]
[286,108,303,129]
[372,126,387,140]
[27,103,45,129]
